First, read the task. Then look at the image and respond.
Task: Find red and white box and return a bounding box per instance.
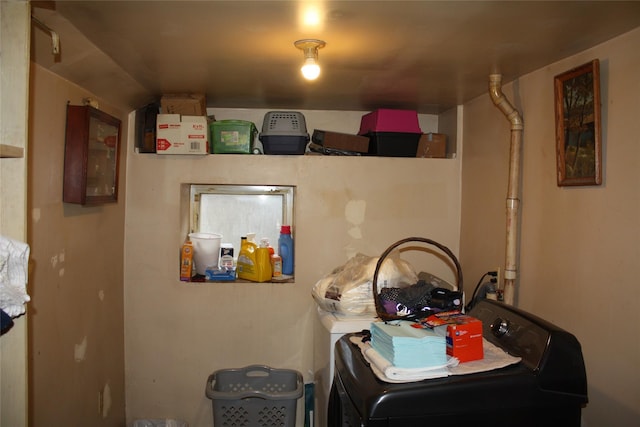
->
[156,114,208,155]
[444,315,484,362]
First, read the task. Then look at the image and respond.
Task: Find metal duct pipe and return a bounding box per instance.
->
[32,16,60,55]
[488,74,523,306]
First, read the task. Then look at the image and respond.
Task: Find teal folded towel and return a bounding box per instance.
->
[371,321,446,368]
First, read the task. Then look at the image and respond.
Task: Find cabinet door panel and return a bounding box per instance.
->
[63,105,121,205]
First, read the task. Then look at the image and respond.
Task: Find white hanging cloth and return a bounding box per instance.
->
[0,235,31,317]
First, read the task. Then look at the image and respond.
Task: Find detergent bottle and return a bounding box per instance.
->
[237,235,272,282]
[278,225,294,276]
[237,236,258,281]
[255,239,273,282]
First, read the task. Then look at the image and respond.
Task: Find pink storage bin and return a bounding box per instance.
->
[358,109,421,135]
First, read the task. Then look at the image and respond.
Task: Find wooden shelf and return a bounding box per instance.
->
[0,144,24,158]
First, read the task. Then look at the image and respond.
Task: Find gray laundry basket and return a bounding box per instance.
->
[133,419,187,427]
[205,365,303,427]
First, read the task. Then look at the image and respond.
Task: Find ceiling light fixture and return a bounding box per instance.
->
[294,39,326,81]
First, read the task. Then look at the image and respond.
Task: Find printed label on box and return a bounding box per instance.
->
[221,130,240,145]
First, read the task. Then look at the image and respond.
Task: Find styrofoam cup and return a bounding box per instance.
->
[188,233,222,275]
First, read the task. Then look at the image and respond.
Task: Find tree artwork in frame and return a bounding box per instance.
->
[554,59,602,186]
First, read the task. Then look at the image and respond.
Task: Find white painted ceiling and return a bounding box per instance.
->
[31,1,640,114]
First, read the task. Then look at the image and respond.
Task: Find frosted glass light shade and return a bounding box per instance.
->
[294,39,325,81]
[301,58,321,80]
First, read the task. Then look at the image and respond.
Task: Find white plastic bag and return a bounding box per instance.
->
[312,252,418,316]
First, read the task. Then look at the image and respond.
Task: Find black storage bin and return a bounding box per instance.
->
[366,132,421,157]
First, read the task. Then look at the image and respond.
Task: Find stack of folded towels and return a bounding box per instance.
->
[370,321,447,369]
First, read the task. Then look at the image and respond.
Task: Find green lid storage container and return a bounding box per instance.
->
[210,120,257,154]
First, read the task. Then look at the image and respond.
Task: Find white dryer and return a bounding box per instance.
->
[313,307,376,427]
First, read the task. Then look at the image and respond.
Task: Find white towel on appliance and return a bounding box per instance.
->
[350,334,521,383]
[0,235,31,317]
[448,338,522,376]
[350,336,458,382]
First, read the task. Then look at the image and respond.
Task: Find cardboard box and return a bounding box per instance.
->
[312,130,369,153]
[160,93,207,116]
[156,114,208,155]
[444,315,484,362]
[180,241,194,282]
[417,133,447,158]
[205,267,237,281]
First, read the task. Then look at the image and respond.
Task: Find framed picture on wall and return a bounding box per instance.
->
[554,59,602,186]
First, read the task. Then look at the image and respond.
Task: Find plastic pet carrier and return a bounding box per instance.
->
[259,111,310,155]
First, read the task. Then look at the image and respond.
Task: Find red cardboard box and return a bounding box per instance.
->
[445,315,484,362]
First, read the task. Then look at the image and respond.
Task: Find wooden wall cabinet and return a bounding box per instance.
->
[63,105,121,205]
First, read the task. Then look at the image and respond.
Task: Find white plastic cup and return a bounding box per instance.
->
[188,233,222,275]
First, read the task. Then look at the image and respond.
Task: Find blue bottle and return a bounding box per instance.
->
[278,225,294,276]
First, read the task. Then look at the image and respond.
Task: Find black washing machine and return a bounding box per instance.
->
[328,299,587,426]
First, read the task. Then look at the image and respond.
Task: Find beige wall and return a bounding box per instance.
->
[460,28,640,426]
[28,65,127,426]
[123,110,461,425]
[1,2,30,426]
